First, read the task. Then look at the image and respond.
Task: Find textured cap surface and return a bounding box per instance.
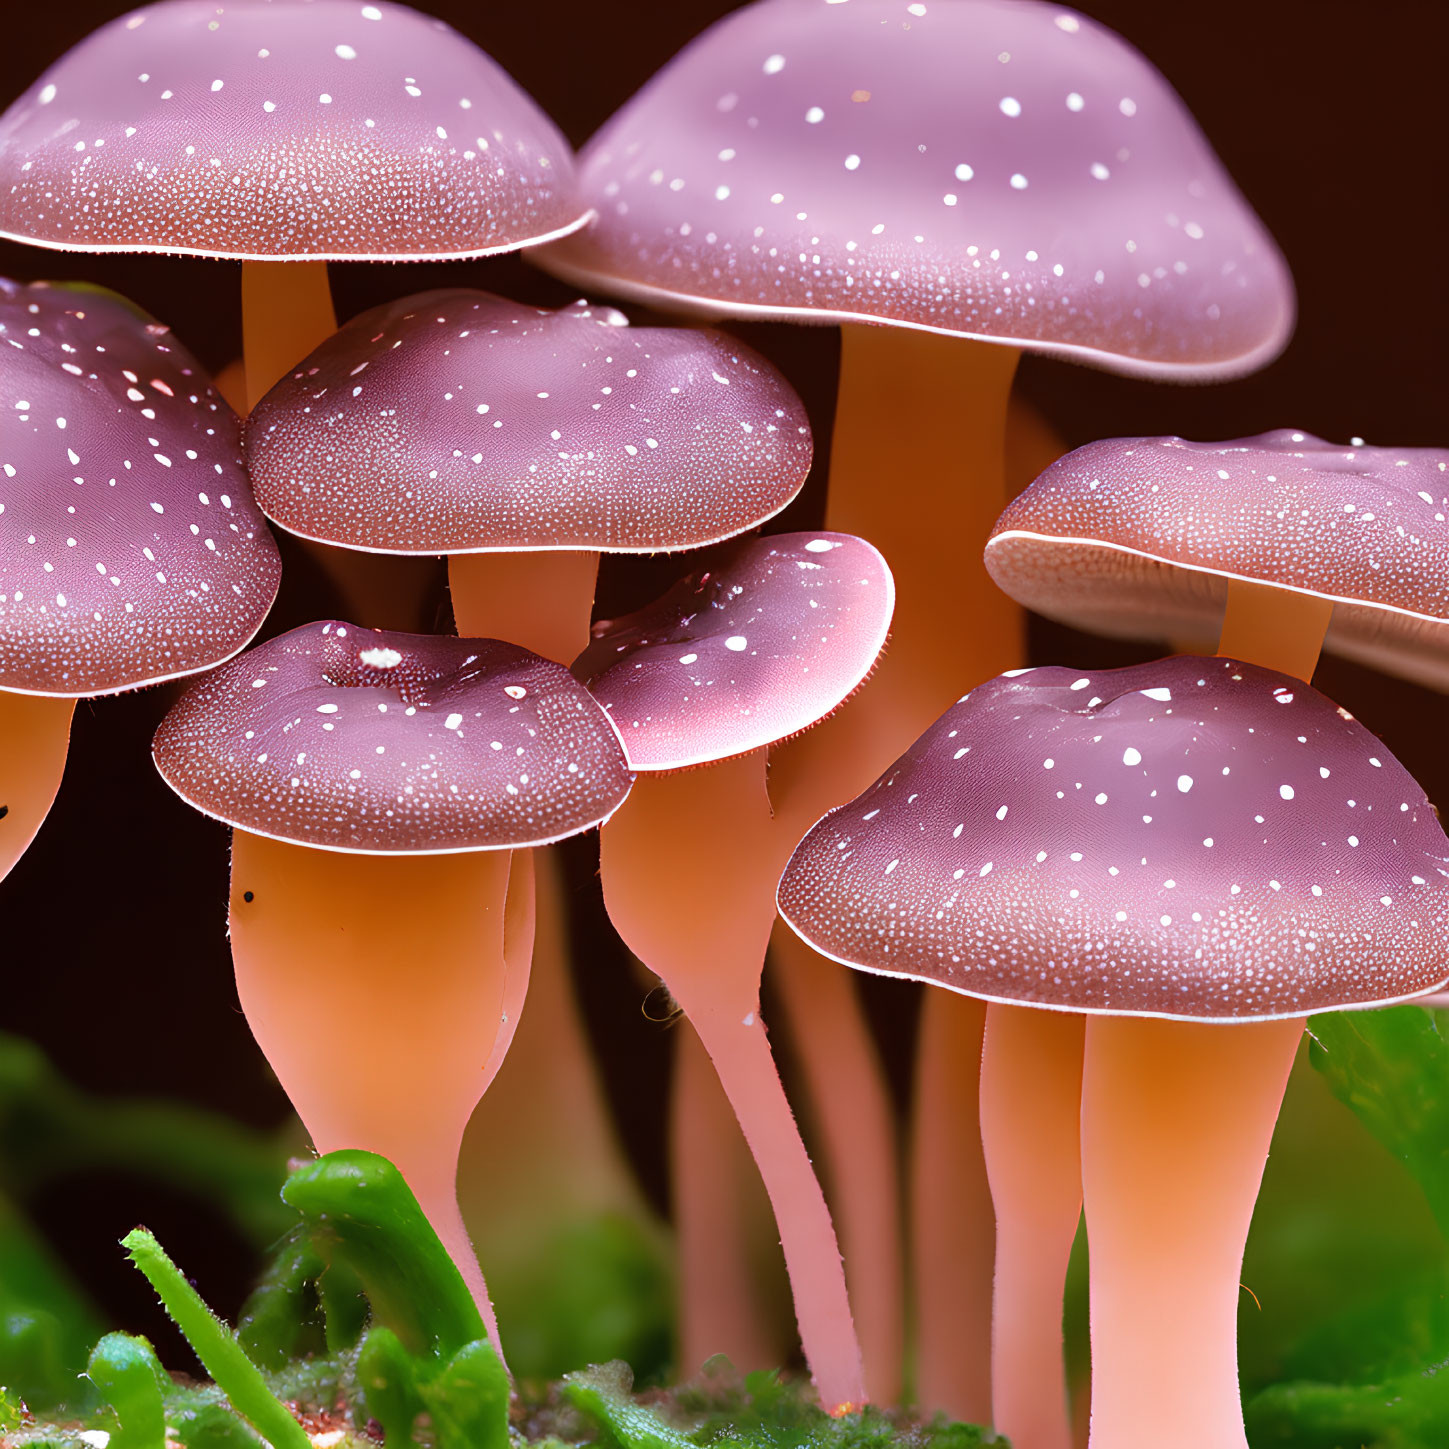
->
[0,278,279,696]
[0,0,583,260]
[540,0,1292,377]
[987,431,1449,691]
[778,656,1449,1021]
[577,531,892,770]
[245,289,812,553]
[152,619,633,852]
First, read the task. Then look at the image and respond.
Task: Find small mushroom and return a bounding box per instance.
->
[578,531,893,1412]
[988,429,1449,686]
[0,277,278,881]
[779,657,1449,1449]
[151,619,634,1362]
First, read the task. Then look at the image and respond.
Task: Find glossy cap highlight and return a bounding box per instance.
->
[577,531,893,770]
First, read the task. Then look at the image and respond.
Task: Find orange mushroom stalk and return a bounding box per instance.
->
[581,533,895,1411]
[151,621,634,1358]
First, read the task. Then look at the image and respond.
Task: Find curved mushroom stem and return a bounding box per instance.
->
[1216,578,1332,681]
[242,261,338,413]
[766,328,1021,1418]
[601,753,866,1414]
[1081,1015,1304,1449]
[672,1019,794,1376]
[908,991,993,1422]
[769,920,904,1404]
[449,551,601,666]
[979,1005,1085,1449]
[228,830,521,1363]
[0,693,75,885]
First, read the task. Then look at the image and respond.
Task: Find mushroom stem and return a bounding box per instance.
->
[600,752,866,1413]
[1216,578,1332,681]
[766,328,1021,1418]
[979,1004,1085,1449]
[908,991,994,1423]
[449,550,602,665]
[672,1019,793,1376]
[1081,1014,1304,1449]
[241,261,338,413]
[227,830,523,1363]
[769,920,904,1404]
[0,693,74,884]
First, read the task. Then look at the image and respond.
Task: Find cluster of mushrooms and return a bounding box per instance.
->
[0,3,1445,1449]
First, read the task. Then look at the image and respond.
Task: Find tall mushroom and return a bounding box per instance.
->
[151,620,634,1358]
[779,656,1449,1449]
[0,0,584,410]
[579,531,894,1413]
[0,277,278,883]
[536,2,1294,1407]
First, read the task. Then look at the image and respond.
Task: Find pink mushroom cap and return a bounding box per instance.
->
[576,531,893,771]
[538,0,1293,378]
[152,619,633,853]
[0,0,584,261]
[0,278,280,697]
[244,289,813,554]
[777,656,1449,1022]
[987,430,1449,690]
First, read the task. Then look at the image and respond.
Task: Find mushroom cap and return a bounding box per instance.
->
[0,0,583,262]
[986,430,1449,692]
[536,0,1292,379]
[152,619,634,853]
[576,531,893,771]
[777,656,1449,1022]
[0,278,280,697]
[244,288,812,554]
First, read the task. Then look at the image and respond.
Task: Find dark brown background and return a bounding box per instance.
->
[2,0,1445,1348]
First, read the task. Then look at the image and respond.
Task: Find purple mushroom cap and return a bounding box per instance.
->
[576,531,893,771]
[538,0,1292,378]
[0,278,280,697]
[0,0,583,261]
[152,619,634,853]
[244,289,813,554]
[777,656,1449,1022]
[987,431,1449,691]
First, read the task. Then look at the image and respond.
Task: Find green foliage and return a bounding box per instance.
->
[496,1212,674,1385]
[564,1364,995,1449]
[85,1333,169,1449]
[1309,1007,1449,1237]
[121,1229,310,1449]
[1241,1007,1449,1447]
[281,1149,484,1360]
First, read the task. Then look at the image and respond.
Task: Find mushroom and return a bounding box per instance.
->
[151,620,634,1360]
[988,430,1449,686]
[536,3,1294,1407]
[0,0,585,409]
[0,277,279,882]
[246,287,813,1353]
[778,656,1449,1449]
[578,531,894,1412]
